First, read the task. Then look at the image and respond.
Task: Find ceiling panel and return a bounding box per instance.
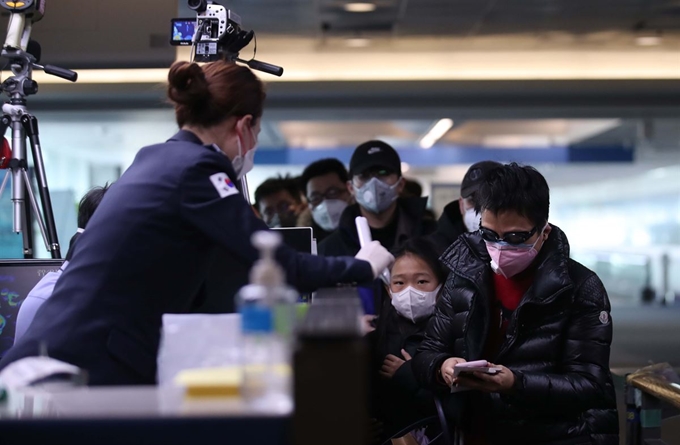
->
[1,0,678,70]
[1,0,177,69]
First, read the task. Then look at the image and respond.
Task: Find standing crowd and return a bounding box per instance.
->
[0,60,619,445]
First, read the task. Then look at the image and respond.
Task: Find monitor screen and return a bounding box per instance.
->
[0,259,63,356]
[272,227,314,254]
[170,18,196,46]
[272,227,314,303]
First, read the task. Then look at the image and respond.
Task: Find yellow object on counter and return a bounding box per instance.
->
[175,367,242,398]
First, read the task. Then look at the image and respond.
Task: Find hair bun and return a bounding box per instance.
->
[167,61,210,106]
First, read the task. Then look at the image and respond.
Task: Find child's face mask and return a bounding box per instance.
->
[390,284,442,322]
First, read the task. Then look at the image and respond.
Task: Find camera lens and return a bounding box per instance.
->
[188,0,207,12]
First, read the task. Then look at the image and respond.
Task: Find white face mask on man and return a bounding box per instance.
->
[390,284,442,322]
[353,177,399,214]
[463,207,480,232]
[311,199,348,232]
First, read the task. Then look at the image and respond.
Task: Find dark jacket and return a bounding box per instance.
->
[0,130,374,385]
[427,201,467,256]
[412,226,619,445]
[368,297,434,438]
[318,197,438,257]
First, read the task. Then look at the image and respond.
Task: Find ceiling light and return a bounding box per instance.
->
[419,118,454,149]
[635,35,662,46]
[344,2,377,12]
[345,38,371,48]
[401,162,410,174]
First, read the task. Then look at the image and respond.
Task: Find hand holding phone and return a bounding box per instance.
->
[451,360,514,394]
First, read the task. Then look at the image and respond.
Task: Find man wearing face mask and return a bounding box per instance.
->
[412,163,618,445]
[318,140,438,257]
[429,160,502,254]
[298,158,353,243]
[254,175,307,228]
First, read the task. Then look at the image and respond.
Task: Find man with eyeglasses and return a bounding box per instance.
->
[299,158,354,243]
[254,175,307,228]
[412,163,618,445]
[318,140,437,258]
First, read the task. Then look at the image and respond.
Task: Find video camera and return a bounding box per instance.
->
[171,0,283,77]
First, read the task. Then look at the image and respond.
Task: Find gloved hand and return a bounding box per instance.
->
[355,240,394,280]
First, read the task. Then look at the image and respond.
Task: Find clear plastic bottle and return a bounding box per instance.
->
[237,231,297,411]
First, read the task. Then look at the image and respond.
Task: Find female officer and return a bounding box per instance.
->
[0,61,392,385]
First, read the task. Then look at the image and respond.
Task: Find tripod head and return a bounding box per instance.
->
[1,0,77,102]
[171,0,283,77]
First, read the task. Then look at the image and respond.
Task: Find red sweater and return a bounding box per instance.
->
[467,267,535,445]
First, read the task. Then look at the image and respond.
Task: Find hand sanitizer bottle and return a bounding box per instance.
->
[237,231,297,411]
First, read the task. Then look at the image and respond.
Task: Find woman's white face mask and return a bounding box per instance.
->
[231,121,258,179]
[390,284,442,322]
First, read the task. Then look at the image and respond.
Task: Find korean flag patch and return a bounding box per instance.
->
[209,172,239,198]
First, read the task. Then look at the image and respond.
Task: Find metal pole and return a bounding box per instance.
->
[23,114,60,258]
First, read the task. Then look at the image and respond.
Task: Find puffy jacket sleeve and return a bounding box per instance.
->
[412,274,466,390]
[505,273,616,413]
[178,158,374,291]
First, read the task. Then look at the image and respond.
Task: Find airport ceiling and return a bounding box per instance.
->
[1,1,679,154]
[11,0,680,69]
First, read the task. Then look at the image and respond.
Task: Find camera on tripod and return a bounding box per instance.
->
[171,0,283,77]
[0,0,78,259]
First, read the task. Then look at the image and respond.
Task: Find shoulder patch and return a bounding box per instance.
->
[209,172,239,198]
[599,311,609,324]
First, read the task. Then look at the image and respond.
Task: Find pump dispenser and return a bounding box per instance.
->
[237,231,297,410]
[249,231,285,288]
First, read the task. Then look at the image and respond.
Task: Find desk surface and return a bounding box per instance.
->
[1,385,292,419]
[0,386,292,445]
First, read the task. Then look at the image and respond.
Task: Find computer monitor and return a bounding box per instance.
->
[272,227,315,303]
[271,227,314,254]
[0,259,63,357]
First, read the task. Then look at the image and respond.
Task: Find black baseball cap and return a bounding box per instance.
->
[460,161,502,198]
[349,140,402,177]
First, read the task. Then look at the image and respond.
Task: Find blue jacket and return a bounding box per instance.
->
[0,131,373,385]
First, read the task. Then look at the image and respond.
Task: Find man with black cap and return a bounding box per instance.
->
[429,160,502,254]
[319,140,437,258]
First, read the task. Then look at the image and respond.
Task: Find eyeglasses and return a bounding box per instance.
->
[480,225,538,246]
[307,187,348,208]
[353,168,396,186]
[261,201,295,220]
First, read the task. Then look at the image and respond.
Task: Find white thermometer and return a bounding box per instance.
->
[355,216,391,285]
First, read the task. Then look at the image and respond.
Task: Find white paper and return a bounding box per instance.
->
[0,357,81,389]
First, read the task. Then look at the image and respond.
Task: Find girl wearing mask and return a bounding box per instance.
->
[368,237,448,444]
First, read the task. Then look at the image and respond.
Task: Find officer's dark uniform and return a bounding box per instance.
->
[0,131,373,385]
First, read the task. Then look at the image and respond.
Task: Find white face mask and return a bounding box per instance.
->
[311,199,348,232]
[390,284,442,322]
[353,177,399,214]
[463,207,480,232]
[231,126,257,179]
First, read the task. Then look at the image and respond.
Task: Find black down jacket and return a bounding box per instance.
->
[412,226,619,445]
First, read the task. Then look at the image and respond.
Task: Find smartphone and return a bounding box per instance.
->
[170,18,196,46]
[454,360,502,376]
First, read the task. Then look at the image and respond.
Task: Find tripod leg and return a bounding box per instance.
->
[21,115,61,259]
[0,170,9,198]
[8,119,32,257]
[22,178,34,259]
[20,168,50,255]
